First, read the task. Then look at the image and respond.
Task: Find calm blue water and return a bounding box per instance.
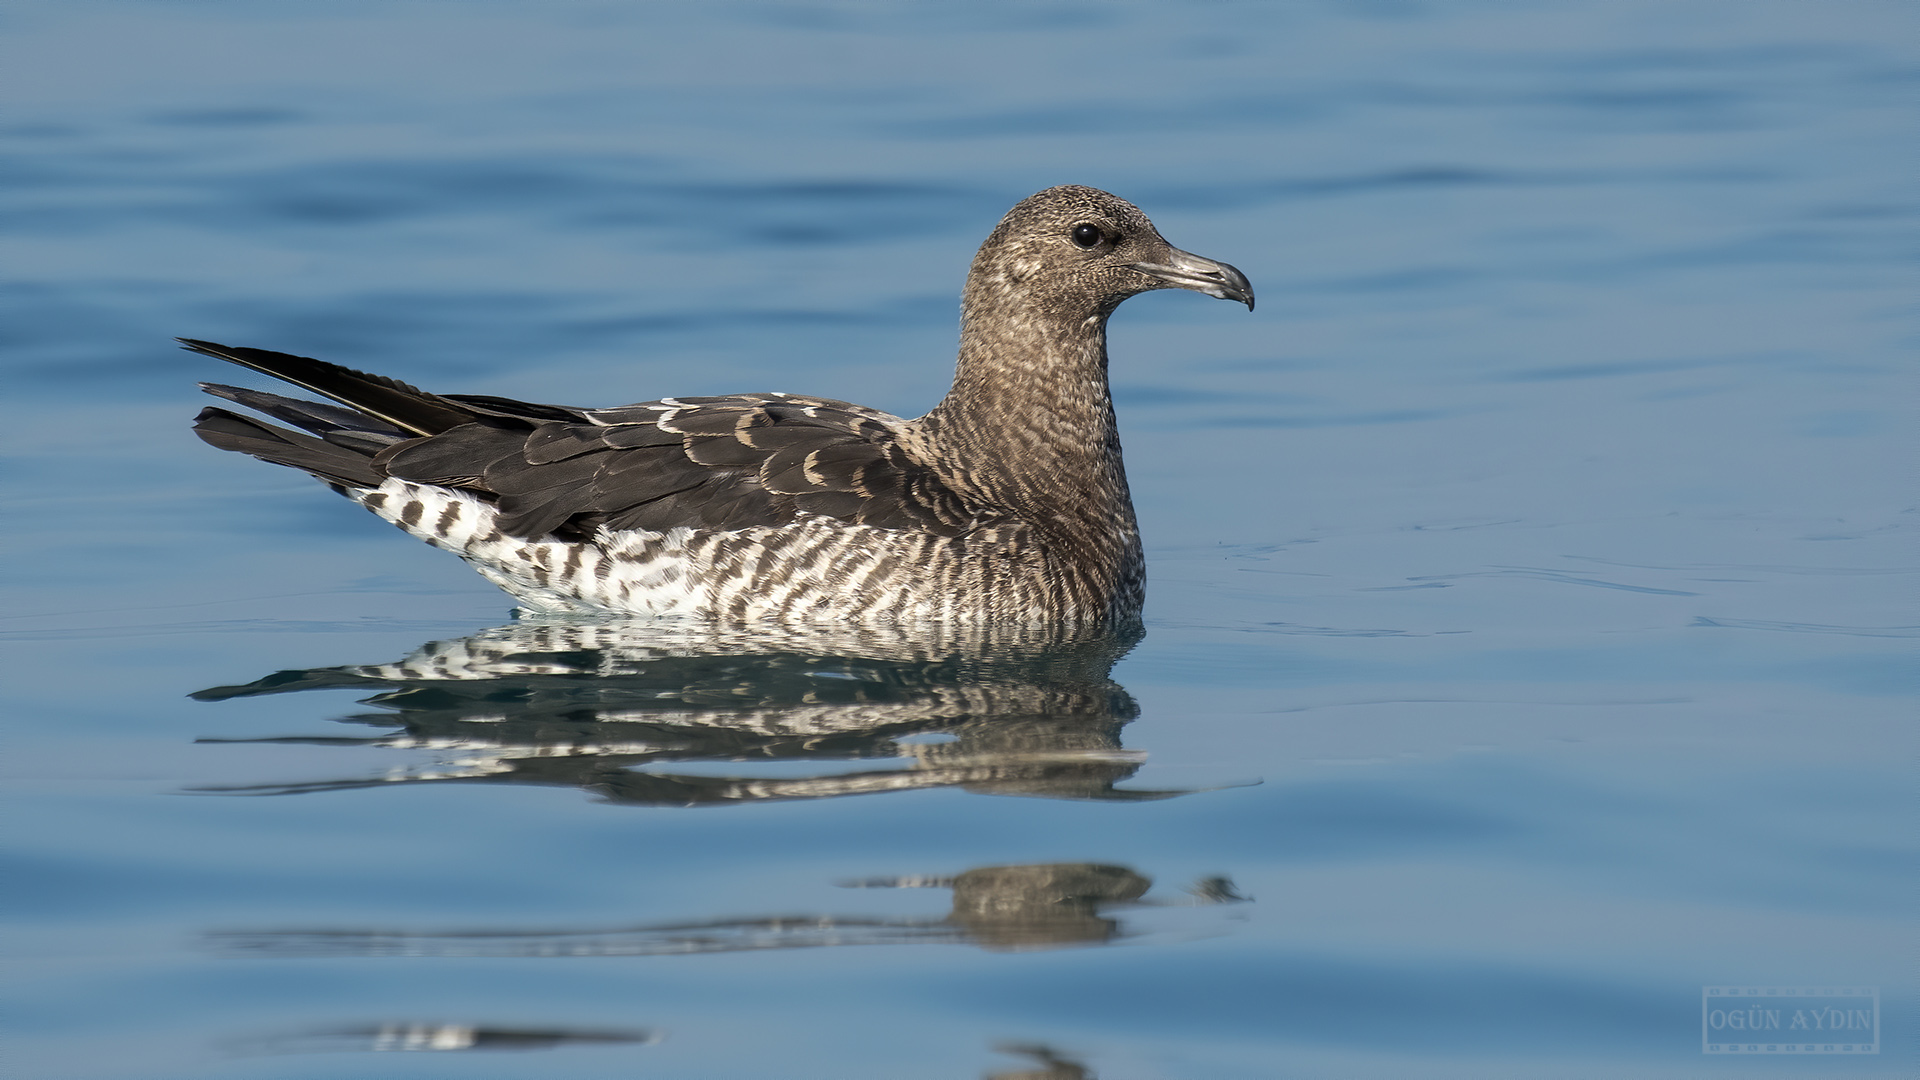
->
[4,2,1914,1077]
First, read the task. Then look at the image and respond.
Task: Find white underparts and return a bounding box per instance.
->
[347,478,1083,622]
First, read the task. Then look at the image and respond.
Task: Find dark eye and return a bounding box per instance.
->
[1070,223,1104,249]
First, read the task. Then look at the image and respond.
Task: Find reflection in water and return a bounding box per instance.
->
[191,619,1202,805]
[209,862,1248,958]
[232,1021,658,1056]
[987,1043,1093,1080]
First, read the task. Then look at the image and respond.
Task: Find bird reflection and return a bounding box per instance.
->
[190,618,1196,806]
[232,1021,658,1056]
[209,862,1248,958]
[987,1043,1093,1080]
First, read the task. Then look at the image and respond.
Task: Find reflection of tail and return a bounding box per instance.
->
[183,752,1186,806]
[184,620,1231,806]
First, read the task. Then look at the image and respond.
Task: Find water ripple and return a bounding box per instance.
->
[1691,617,1920,638]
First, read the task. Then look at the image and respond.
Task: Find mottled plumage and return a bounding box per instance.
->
[186,185,1252,624]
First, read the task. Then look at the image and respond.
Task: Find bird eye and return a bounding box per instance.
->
[1070,223,1104,249]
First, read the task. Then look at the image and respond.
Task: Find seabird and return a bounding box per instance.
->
[186,185,1253,624]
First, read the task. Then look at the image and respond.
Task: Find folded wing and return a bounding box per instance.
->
[184,340,991,542]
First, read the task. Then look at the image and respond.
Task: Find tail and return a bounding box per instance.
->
[179,339,475,436]
[183,338,479,489]
[192,400,389,488]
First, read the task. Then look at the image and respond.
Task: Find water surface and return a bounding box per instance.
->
[3,2,1913,1077]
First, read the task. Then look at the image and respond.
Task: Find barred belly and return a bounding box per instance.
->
[349,478,1072,622]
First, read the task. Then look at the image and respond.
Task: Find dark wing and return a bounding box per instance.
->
[184,340,992,542]
[380,394,990,540]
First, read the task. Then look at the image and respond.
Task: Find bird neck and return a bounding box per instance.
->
[914,301,1137,537]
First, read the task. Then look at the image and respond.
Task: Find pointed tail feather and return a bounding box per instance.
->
[199,382,407,438]
[193,407,386,488]
[178,339,476,437]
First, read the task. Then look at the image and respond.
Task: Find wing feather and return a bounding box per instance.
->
[378,423,525,486]
[684,435,774,467]
[201,368,998,541]
[601,424,692,450]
